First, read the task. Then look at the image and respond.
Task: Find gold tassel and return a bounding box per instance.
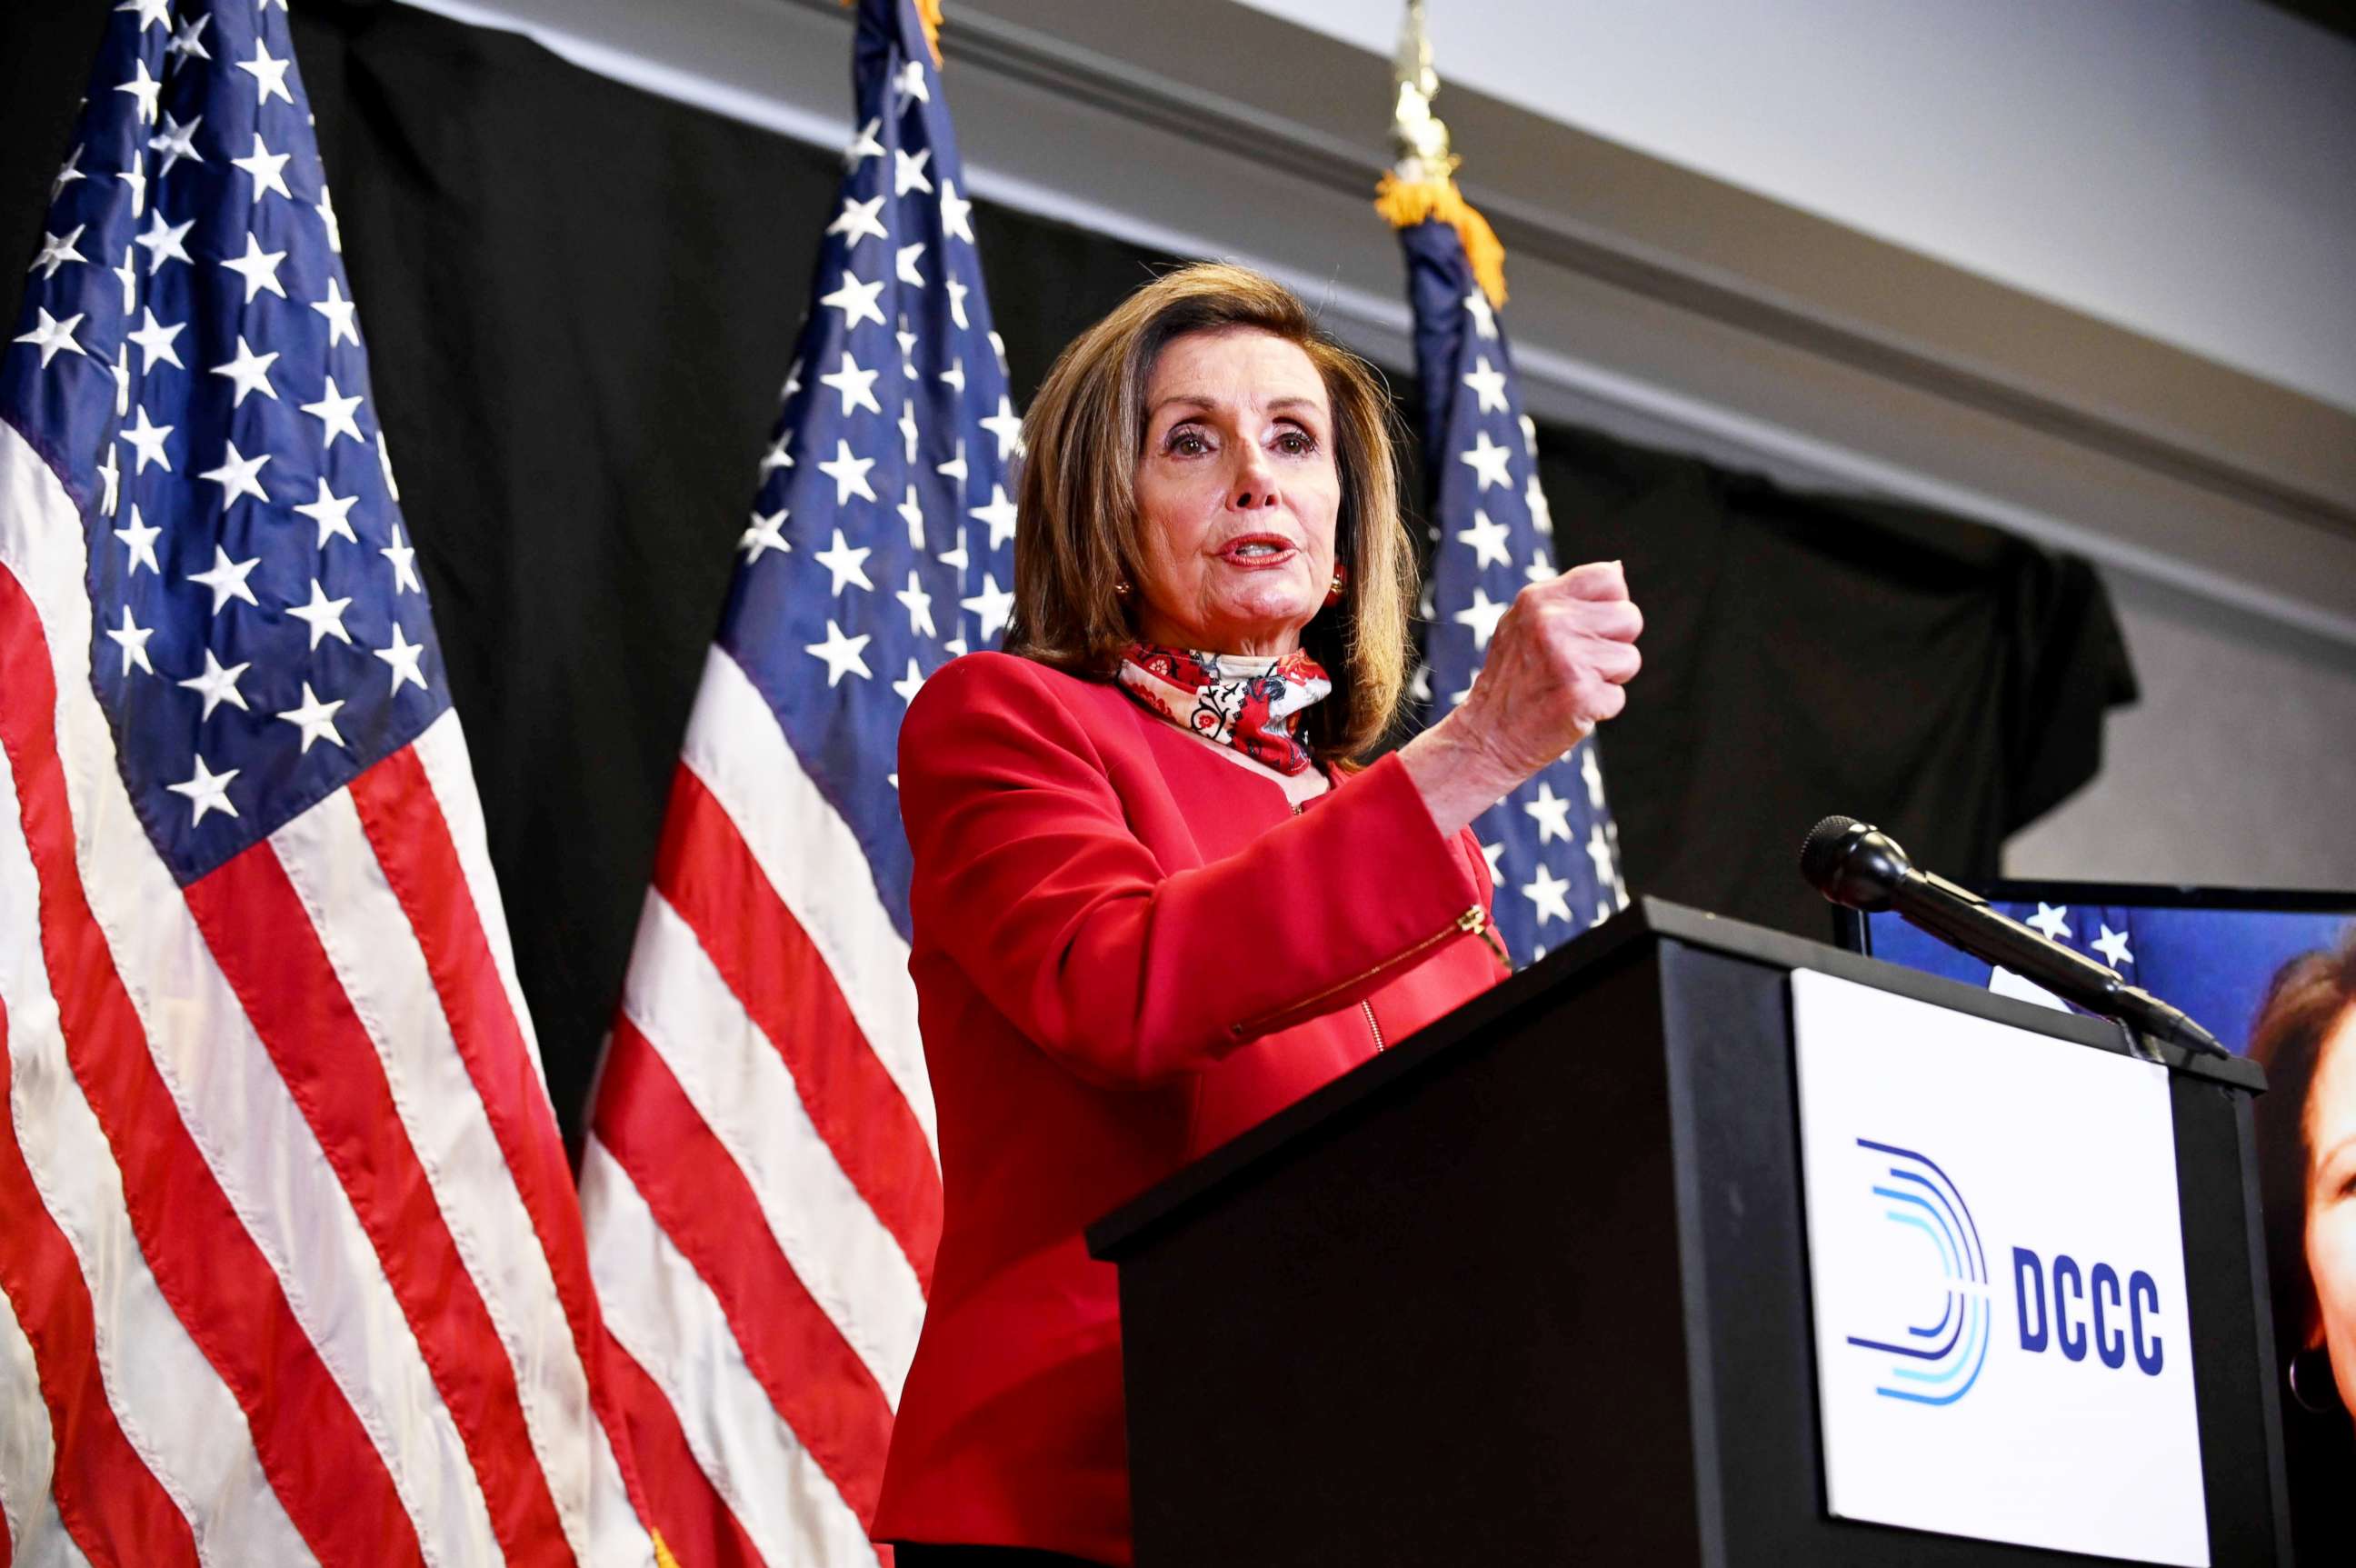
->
[1374,170,1508,310]
[843,0,944,68]
[652,1529,681,1568]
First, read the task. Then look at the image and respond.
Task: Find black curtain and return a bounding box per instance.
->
[0,0,2132,1144]
[1543,427,2135,942]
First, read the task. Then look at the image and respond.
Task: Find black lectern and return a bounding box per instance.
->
[1087,899,2291,1566]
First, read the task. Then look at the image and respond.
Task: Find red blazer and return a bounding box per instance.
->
[872,652,1507,1564]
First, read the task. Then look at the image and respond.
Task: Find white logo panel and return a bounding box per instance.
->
[1791,969,2208,1566]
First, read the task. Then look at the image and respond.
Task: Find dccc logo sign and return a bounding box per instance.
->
[1842,1138,2171,1405]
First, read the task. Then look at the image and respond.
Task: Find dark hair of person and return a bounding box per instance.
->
[1002,262,1416,767]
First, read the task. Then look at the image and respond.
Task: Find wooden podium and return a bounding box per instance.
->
[1087,900,2291,1566]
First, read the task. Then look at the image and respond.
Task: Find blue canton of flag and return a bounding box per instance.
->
[5,0,446,879]
[1400,221,1626,964]
[721,0,1019,934]
[1869,901,2149,1015]
[1866,899,2356,1060]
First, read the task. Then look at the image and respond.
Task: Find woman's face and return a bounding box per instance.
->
[2304,1001,2356,1408]
[1130,326,1342,659]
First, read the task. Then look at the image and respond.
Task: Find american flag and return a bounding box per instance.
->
[1952,901,2356,1066]
[1397,219,1627,964]
[1872,898,2251,1031]
[0,1,657,1564]
[578,1,1015,1561]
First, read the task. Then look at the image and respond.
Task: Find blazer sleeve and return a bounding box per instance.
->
[899,654,1490,1088]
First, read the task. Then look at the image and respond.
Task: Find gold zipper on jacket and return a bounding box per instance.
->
[1244,797,1504,1043]
[1233,902,1495,1040]
[1468,902,1509,965]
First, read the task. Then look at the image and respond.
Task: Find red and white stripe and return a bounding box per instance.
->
[584,644,945,1564]
[0,421,657,1563]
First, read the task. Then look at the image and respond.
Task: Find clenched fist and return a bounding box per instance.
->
[1399,561,1642,837]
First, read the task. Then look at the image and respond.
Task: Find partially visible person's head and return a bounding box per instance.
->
[1005,263,1415,765]
[2251,929,2356,1416]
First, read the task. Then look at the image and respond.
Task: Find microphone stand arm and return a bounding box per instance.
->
[1891,872,2227,1059]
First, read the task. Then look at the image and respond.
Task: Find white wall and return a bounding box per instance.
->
[1248,0,2356,416]
[2007,574,2356,891]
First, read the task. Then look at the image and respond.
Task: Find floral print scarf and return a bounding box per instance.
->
[1113,644,1333,776]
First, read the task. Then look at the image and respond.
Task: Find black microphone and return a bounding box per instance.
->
[1800,815,2227,1059]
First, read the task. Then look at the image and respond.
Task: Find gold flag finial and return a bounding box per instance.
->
[1374,0,1507,306]
[1390,0,1455,181]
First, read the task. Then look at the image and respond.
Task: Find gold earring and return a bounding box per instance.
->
[1113,579,1132,596]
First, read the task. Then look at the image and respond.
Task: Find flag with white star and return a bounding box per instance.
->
[1392,218,1627,965]
[578,2,1013,1561]
[0,0,658,1563]
[1869,897,2155,1015]
[1860,894,2355,1059]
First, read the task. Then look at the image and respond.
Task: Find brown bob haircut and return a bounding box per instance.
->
[1002,262,1417,767]
[2251,928,2356,1360]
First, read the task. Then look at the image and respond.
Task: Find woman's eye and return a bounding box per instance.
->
[1164,427,1210,456]
[1275,430,1317,456]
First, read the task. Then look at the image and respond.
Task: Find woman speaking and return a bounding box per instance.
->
[873,264,1642,1567]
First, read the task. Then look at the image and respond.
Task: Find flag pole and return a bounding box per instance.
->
[1377,0,1629,964]
[1374,0,1508,309]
